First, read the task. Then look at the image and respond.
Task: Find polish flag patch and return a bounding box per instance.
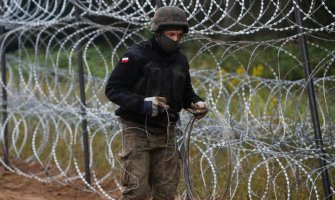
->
[121,57,129,63]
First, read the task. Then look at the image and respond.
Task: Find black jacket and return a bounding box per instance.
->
[105,36,203,127]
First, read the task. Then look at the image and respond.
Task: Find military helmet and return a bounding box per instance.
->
[151,6,189,33]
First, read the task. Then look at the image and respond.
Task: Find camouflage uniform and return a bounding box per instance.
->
[119,119,180,200]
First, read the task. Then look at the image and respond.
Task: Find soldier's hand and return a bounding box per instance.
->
[140,96,170,117]
[155,96,169,111]
[189,101,208,119]
[141,97,159,117]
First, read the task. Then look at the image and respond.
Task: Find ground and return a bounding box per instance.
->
[0,161,113,200]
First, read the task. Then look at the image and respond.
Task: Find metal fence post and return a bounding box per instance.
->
[74,4,91,185]
[0,0,10,170]
[293,1,332,199]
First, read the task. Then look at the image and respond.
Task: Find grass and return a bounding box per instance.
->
[176,137,333,199]
[182,36,335,80]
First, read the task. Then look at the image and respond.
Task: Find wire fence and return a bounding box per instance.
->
[0,0,334,199]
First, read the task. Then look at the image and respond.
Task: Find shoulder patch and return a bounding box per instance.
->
[121,57,129,63]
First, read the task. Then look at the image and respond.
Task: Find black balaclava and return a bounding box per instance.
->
[156,27,183,53]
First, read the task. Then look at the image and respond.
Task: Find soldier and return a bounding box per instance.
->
[105,5,208,200]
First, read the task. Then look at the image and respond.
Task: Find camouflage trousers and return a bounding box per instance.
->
[119,119,180,200]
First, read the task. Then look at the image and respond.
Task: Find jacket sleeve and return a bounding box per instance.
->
[182,64,204,109]
[105,49,145,112]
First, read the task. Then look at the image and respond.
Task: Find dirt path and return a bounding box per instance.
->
[0,162,114,200]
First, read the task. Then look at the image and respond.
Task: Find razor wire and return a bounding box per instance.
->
[0,0,335,199]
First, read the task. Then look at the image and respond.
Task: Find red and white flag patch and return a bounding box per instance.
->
[121,57,129,63]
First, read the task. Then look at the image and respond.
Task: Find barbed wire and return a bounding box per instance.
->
[0,0,334,199]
